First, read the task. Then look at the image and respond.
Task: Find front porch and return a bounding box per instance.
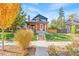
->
[26,22,47,32]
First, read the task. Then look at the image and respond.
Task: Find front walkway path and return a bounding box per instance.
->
[35,46,49,56]
[30,40,71,56]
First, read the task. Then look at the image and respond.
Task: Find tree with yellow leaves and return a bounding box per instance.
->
[69,14,76,34]
[0,3,20,50]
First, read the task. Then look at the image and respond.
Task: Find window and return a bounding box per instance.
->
[35,17,40,21]
[41,19,47,22]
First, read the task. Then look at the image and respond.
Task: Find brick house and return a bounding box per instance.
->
[25,14,48,32]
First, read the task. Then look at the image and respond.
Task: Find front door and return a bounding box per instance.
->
[31,25,35,31]
[40,24,43,31]
[37,31,45,40]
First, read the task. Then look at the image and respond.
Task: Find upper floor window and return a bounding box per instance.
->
[34,17,47,22]
[41,19,47,22]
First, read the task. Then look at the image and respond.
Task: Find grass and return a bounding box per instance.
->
[0,32,71,41]
[45,33,70,41]
[0,32,14,41]
[0,32,37,41]
[32,34,37,41]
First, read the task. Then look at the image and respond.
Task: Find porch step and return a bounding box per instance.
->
[37,31,46,40]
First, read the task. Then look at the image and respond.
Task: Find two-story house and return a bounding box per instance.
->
[26,14,48,33]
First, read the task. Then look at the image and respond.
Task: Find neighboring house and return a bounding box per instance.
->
[66,19,79,33]
[26,14,48,33]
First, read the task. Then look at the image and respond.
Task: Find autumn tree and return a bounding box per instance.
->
[11,7,26,32]
[69,14,76,33]
[0,3,20,50]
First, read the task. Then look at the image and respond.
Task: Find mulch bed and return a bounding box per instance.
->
[0,45,36,56]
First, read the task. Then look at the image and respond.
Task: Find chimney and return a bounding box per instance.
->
[28,15,31,21]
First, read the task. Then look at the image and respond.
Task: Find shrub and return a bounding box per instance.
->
[32,35,37,41]
[75,31,79,34]
[48,45,58,56]
[14,29,34,55]
[6,33,14,41]
[66,39,79,56]
[66,44,76,56]
[48,45,69,56]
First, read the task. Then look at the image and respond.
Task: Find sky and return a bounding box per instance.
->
[21,3,79,22]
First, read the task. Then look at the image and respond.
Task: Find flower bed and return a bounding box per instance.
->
[0,45,36,56]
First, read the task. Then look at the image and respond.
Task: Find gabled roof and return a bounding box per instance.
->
[66,19,79,25]
[32,14,48,20]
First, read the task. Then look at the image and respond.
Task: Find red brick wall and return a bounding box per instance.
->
[27,22,48,31]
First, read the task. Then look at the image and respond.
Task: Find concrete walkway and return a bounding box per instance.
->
[35,47,49,56]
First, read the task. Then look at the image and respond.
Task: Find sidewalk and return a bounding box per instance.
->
[30,40,71,47]
[0,40,71,47]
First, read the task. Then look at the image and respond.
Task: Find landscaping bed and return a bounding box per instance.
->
[0,45,36,56]
[48,45,69,56]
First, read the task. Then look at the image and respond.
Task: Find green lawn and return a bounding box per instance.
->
[32,34,37,41]
[0,32,71,41]
[0,32,37,41]
[45,33,70,41]
[0,32,14,41]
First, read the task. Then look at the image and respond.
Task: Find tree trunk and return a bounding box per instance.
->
[2,29,4,50]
